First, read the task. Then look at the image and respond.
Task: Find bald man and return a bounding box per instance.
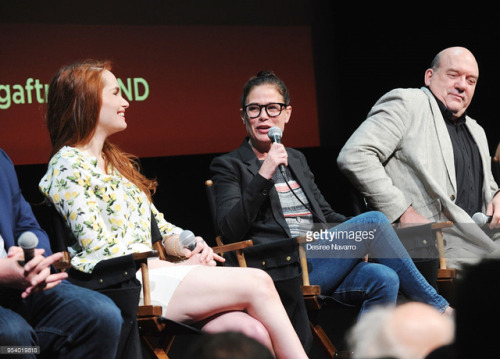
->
[347,302,454,359]
[338,47,500,268]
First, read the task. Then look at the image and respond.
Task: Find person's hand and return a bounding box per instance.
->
[21,252,68,298]
[486,192,500,229]
[182,237,225,266]
[4,247,68,298]
[399,205,431,227]
[258,142,288,179]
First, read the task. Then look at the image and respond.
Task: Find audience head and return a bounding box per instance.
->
[347,302,454,359]
[240,71,292,153]
[186,331,274,359]
[424,47,478,120]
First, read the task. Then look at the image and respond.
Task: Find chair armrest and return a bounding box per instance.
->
[296,236,309,245]
[297,236,311,286]
[132,250,159,261]
[152,238,254,264]
[431,221,453,230]
[213,239,254,268]
[137,250,160,307]
[212,239,254,254]
[428,222,453,270]
[53,251,71,270]
[393,221,454,270]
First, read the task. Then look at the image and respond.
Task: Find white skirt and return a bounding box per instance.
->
[136,258,198,316]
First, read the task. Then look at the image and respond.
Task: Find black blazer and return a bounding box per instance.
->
[210,138,346,274]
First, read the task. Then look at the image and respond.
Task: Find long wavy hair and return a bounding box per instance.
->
[46,60,157,201]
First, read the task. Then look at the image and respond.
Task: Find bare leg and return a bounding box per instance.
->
[165,266,308,359]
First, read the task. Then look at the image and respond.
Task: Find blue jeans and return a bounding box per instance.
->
[307,211,449,315]
[0,281,122,359]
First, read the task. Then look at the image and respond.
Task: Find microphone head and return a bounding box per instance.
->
[179,230,196,250]
[18,231,39,249]
[267,126,283,143]
[472,212,491,225]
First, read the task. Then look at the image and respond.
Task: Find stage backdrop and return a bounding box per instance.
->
[0,24,319,165]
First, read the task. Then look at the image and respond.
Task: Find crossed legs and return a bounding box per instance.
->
[165,266,308,359]
[308,211,449,314]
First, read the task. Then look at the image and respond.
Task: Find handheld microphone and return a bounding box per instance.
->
[472,212,492,225]
[268,126,283,144]
[178,230,197,250]
[18,231,38,265]
[267,126,286,175]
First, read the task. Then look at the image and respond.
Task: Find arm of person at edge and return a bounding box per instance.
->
[1,149,53,255]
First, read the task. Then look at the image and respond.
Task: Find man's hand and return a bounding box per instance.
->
[2,247,68,298]
[399,205,431,227]
[486,192,500,229]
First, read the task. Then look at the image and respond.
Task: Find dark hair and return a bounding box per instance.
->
[240,70,290,108]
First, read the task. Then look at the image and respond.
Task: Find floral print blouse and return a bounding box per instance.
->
[39,146,182,273]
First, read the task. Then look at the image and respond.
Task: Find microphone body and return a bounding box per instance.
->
[268,126,283,144]
[18,231,39,265]
[472,212,492,225]
[179,230,196,250]
[267,126,286,174]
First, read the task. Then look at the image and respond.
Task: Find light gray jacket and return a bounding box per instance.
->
[338,87,500,266]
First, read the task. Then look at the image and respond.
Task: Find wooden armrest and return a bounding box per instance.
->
[429,222,453,270]
[152,238,254,264]
[392,221,454,270]
[303,285,321,296]
[392,221,453,230]
[132,250,159,261]
[137,305,163,317]
[438,268,457,280]
[296,236,309,245]
[431,221,453,230]
[54,251,71,270]
[212,239,253,254]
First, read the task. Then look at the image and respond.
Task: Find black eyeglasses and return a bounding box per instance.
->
[243,103,287,119]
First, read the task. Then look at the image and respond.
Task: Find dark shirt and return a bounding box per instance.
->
[435,97,483,216]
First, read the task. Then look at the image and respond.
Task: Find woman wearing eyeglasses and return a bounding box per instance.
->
[210,71,452,349]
